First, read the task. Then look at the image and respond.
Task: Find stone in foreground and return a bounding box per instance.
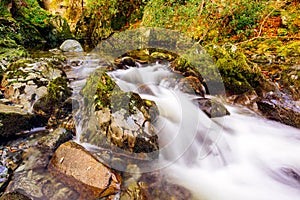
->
[48,141,121,199]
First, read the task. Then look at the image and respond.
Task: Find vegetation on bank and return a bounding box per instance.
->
[1,0,300,99]
[0,0,71,51]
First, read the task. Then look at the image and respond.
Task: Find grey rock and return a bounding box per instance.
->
[6,170,78,200]
[257,92,300,128]
[59,39,84,52]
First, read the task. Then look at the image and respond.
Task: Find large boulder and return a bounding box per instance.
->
[80,70,159,161]
[1,57,72,126]
[48,141,121,199]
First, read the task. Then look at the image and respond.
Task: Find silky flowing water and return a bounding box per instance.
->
[67,56,300,200]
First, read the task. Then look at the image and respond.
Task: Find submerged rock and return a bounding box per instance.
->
[0,104,33,138]
[121,171,192,200]
[48,141,121,199]
[4,128,77,199]
[194,98,230,118]
[59,39,84,52]
[6,169,79,200]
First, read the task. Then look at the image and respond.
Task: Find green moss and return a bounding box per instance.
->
[206,45,265,95]
[47,76,72,104]
[33,76,72,117]
[94,72,117,110]
[278,41,300,58]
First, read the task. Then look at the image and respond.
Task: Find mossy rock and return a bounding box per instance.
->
[94,72,117,110]
[2,57,72,126]
[33,76,72,117]
[121,172,192,200]
[205,45,273,95]
[80,69,159,161]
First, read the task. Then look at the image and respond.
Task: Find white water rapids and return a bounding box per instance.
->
[68,59,300,200]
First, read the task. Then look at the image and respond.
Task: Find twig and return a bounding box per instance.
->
[198,0,205,17]
[235,7,277,46]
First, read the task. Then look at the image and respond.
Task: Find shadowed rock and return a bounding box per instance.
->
[0,104,33,138]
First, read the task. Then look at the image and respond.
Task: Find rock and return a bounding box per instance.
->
[59,39,84,52]
[257,93,300,128]
[0,104,33,138]
[178,76,206,96]
[33,76,72,119]
[121,171,192,200]
[4,131,79,199]
[114,56,136,69]
[36,128,73,152]
[1,57,72,128]
[0,165,10,192]
[0,191,31,200]
[205,45,273,96]
[194,98,230,118]
[6,170,79,200]
[81,71,159,159]
[48,141,121,199]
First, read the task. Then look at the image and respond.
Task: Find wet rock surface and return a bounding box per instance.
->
[0,191,31,200]
[121,171,192,200]
[81,69,160,159]
[194,98,230,118]
[257,92,300,128]
[1,128,75,199]
[48,141,121,199]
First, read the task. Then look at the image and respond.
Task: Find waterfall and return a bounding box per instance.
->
[69,60,300,200]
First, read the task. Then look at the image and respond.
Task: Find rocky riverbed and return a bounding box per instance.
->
[0,38,300,199]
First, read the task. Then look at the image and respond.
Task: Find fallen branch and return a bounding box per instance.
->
[235,7,277,46]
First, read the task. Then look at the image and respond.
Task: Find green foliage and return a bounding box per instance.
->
[0,0,72,49]
[75,0,148,48]
[142,0,271,43]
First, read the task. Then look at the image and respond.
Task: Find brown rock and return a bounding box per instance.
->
[48,141,121,199]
